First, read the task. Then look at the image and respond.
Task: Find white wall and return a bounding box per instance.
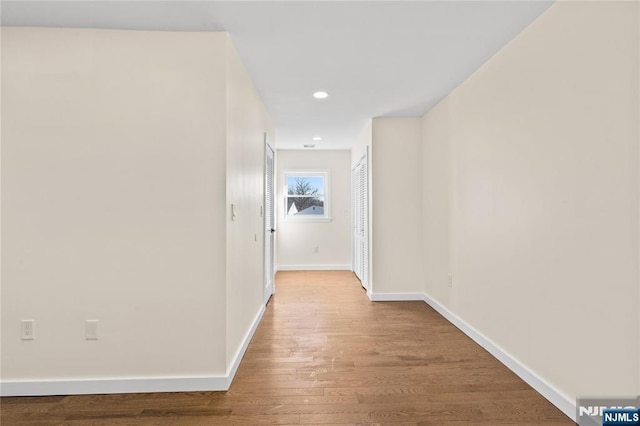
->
[276,150,351,270]
[352,120,372,167]
[225,41,273,368]
[371,118,424,295]
[637,0,640,394]
[422,0,639,401]
[1,27,228,380]
[1,27,272,393]
[422,106,451,307]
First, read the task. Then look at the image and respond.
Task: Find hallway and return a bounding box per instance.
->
[230,270,572,424]
[2,271,574,424]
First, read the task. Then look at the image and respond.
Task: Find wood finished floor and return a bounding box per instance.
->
[2,270,575,425]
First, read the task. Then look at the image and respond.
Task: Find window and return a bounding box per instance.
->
[284,171,330,221]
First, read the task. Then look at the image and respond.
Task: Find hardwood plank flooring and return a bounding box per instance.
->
[1,270,575,425]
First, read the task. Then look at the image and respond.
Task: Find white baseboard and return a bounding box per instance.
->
[277,264,352,271]
[0,375,230,397]
[369,292,424,302]
[226,303,265,383]
[0,304,267,397]
[422,292,576,422]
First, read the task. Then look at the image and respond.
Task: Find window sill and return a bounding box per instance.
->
[283,217,333,223]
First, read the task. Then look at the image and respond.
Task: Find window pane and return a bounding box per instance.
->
[284,174,327,218]
[287,196,324,216]
[287,176,324,196]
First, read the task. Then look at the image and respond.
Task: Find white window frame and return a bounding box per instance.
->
[283,170,331,222]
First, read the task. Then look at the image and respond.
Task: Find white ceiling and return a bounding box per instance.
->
[1,1,553,150]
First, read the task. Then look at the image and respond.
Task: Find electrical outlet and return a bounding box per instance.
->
[447,274,453,288]
[86,320,99,340]
[313,245,319,253]
[21,320,34,340]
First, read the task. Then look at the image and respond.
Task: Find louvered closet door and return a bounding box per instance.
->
[359,157,368,290]
[353,167,362,280]
[352,150,369,291]
[264,140,275,304]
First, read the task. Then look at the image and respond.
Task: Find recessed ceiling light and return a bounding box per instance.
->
[312,136,322,141]
[312,91,328,99]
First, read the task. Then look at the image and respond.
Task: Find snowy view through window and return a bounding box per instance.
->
[286,176,325,216]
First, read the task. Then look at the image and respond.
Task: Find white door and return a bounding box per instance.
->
[352,168,362,280]
[264,137,276,304]
[352,150,369,291]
